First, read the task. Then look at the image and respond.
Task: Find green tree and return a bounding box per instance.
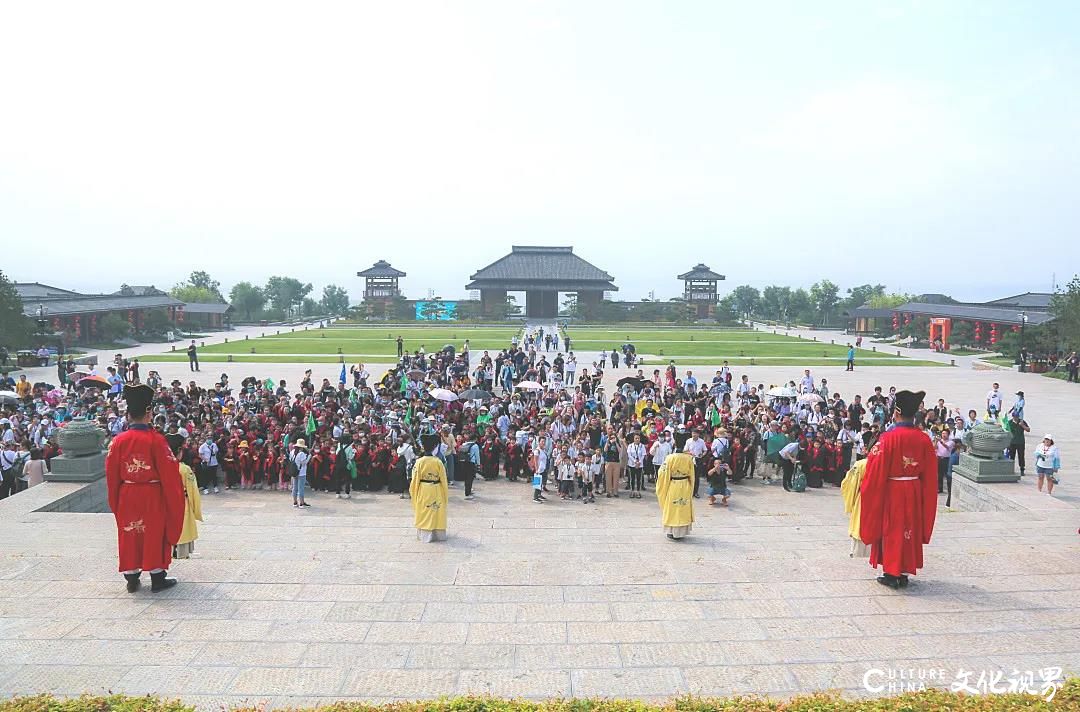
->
[187,270,222,299]
[809,279,840,325]
[141,308,171,335]
[171,270,224,303]
[1051,275,1080,351]
[760,285,792,322]
[867,292,912,309]
[561,294,579,319]
[301,297,322,317]
[0,270,33,349]
[731,285,760,320]
[842,283,886,312]
[170,284,220,304]
[790,288,813,324]
[320,284,351,315]
[264,276,313,316]
[229,281,266,320]
[98,313,132,342]
[715,294,738,322]
[501,295,522,320]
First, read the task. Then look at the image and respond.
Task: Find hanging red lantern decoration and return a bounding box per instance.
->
[974,321,982,341]
[990,323,998,345]
[1012,325,1020,333]
[903,313,912,326]
[892,313,899,330]
[73,316,82,338]
[51,317,61,331]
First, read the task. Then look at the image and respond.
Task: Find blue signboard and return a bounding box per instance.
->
[414,300,457,321]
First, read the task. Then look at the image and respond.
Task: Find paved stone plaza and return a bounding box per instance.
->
[2,329,1078,707]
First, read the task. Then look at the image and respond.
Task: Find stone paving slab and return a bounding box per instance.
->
[1,465,1077,703]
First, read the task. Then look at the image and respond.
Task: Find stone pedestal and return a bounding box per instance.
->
[953,452,1019,484]
[45,452,106,483]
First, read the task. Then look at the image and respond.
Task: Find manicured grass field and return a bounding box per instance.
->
[140,324,940,366]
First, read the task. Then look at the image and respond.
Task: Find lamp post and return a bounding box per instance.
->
[1018,311,1028,372]
[36,304,47,336]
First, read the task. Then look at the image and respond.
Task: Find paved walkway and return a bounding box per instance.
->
[1,469,1076,706]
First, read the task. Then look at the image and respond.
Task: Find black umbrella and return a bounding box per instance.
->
[459,388,495,401]
[406,369,426,380]
[617,376,644,389]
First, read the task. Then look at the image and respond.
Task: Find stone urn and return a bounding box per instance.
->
[961,420,1012,460]
[56,420,107,457]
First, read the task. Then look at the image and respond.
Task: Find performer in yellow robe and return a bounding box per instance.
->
[175,460,203,559]
[410,434,448,542]
[840,457,869,559]
[656,429,695,540]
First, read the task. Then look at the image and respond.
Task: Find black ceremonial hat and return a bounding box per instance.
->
[894,390,925,418]
[673,431,691,452]
[123,383,155,416]
[421,433,441,454]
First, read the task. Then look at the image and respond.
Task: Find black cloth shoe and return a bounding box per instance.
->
[898,575,910,588]
[150,571,178,592]
[876,574,901,590]
[124,573,141,593]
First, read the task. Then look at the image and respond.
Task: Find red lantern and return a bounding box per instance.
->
[904,313,912,326]
[1012,325,1020,333]
[892,313,899,330]
[128,310,136,327]
[73,316,82,338]
[990,323,998,345]
[51,317,61,331]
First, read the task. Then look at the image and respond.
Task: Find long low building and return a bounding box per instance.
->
[15,282,191,343]
[848,292,1054,342]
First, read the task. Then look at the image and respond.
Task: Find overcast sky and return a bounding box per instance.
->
[2,1,1077,303]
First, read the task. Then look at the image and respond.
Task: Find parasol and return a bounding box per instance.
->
[406,369,426,380]
[78,375,111,390]
[766,386,797,398]
[797,393,824,403]
[0,391,20,406]
[516,381,543,391]
[617,376,644,389]
[429,388,458,402]
[458,388,494,401]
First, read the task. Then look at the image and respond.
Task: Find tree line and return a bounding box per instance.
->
[169,270,351,322]
[718,282,910,326]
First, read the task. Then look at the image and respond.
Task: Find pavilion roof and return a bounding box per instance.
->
[467,246,617,290]
[357,260,406,278]
[677,264,726,281]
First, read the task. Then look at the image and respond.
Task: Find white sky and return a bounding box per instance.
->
[1,1,1077,303]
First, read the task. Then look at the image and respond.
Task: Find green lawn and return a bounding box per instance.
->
[640,357,947,367]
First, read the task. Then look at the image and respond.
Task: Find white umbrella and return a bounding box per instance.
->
[516,381,543,391]
[766,386,796,398]
[0,391,20,406]
[429,388,458,402]
[797,393,824,403]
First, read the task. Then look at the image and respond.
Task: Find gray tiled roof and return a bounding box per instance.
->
[896,302,1054,326]
[182,302,234,314]
[468,246,616,289]
[14,282,81,299]
[357,260,406,278]
[22,294,183,317]
[982,292,1053,310]
[677,264,726,281]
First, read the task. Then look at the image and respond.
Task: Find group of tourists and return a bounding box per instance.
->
[0,324,1065,593]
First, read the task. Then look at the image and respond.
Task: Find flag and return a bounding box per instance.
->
[306,411,317,436]
[264,378,274,391]
[339,363,347,385]
[400,372,408,394]
[405,404,413,426]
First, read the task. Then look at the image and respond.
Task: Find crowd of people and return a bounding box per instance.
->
[0,326,1063,508]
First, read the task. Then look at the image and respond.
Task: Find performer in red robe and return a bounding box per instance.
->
[105,384,185,593]
[859,389,938,589]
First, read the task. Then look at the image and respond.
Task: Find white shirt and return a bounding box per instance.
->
[650,440,672,464]
[198,441,219,466]
[686,437,707,458]
[986,389,1003,410]
[291,449,311,476]
[626,442,647,468]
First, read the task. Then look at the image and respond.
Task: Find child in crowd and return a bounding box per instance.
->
[575,451,594,503]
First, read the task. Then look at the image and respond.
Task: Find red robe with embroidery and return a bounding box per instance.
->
[859,424,938,576]
[105,425,185,572]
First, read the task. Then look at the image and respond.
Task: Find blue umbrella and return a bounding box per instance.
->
[339,363,347,385]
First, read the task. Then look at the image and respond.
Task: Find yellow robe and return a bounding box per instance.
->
[840,459,869,557]
[177,462,203,546]
[410,455,448,536]
[656,452,695,536]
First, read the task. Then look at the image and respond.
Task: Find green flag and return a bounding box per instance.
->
[265,378,274,391]
[404,404,413,426]
[306,411,317,436]
[400,372,408,394]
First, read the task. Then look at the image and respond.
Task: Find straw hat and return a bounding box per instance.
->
[293,439,308,450]
[239,441,249,449]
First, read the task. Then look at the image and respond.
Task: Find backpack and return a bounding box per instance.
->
[791,465,807,492]
[285,452,299,478]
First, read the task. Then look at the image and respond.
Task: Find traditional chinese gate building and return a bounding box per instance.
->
[466,246,617,319]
